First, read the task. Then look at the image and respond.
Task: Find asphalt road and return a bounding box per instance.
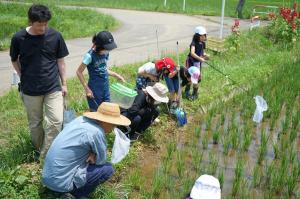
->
[0,7,255,96]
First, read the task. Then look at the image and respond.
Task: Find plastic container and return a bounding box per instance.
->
[110,83,137,109]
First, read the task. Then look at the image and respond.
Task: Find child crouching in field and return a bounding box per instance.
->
[77,31,125,111]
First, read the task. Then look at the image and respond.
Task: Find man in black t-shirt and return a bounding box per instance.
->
[9,4,69,158]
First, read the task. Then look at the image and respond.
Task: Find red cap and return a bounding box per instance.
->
[155,57,176,72]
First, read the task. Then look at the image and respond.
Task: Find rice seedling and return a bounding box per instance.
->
[288,146,296,163]
[287,165,298,197]
[208,152,218,175]
[272,141,280,159]
[218,169,224,189]
[242,126,252,152]
[222,134,231,155]
[194,126,201,138]
[151,168,164,198]
[162,156,172,175]
[229,126,239,150]
[176,150,184,178]
[182,178,194,199]
[220,112,226,126]
[289,129,297,144]
[202,131,209,150]
[257,130,269,164]
[232,158,244,197]
[212,130,220,144]
[191,148,203,172]
[166,140,176,160]
[252,164,262,188]
[125,169,142,191]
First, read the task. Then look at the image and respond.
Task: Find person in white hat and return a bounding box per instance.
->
[185,174,221,199]
[42,102,130,199]
[185,26,209,100]
[120,82,169,140]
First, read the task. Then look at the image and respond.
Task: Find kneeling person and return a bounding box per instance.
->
[121,83,169,140]
[42,102,130,198]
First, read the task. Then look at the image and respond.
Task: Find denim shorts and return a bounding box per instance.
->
[164,75,179,93]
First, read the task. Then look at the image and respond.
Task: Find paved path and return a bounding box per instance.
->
[0,7,256,96]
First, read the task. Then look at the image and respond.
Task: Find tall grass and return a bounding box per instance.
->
[0,2,118,50]
[20,0,284,17]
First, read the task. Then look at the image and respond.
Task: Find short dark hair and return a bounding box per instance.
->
[28,4,51,23]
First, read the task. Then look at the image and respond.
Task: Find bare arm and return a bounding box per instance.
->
[108,69,125,82]
[76,63,94,98]
[58,58,67,96]
[168,69,178,78]
[190,46,206,62]
[11,60,21,77]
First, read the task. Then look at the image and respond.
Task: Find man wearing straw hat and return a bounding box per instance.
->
[42,102,130,199]
[121,82,169,140]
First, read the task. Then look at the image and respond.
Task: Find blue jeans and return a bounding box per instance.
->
[71,163,114,198]
[164,75,179,93]
[87,75,110,111]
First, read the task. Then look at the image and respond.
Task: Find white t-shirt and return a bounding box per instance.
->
[138,62,157,76]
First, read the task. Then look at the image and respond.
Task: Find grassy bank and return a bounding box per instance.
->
[0,2,119,50]
[1,24,300,198]
[19,0,285,17]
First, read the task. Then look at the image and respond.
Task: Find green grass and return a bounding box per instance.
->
[1,20,300,197]
[20,0,287,17]
[0,2,119,50]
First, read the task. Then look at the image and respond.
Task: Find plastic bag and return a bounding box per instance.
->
[253,96,268,123]
[111,128,130,164]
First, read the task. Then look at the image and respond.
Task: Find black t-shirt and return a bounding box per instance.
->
[189,40,206,63]
[10,28,69,95]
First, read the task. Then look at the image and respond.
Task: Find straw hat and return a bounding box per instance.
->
[83,102,131,126]
[146,83,169,103]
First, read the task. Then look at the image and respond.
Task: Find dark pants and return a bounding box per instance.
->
[71,163,114,198]
[122,107,159,135]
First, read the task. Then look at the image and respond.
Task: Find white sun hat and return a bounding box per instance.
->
[195,26,207,35]
[146,82,169,103]
[190,174,221,199]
